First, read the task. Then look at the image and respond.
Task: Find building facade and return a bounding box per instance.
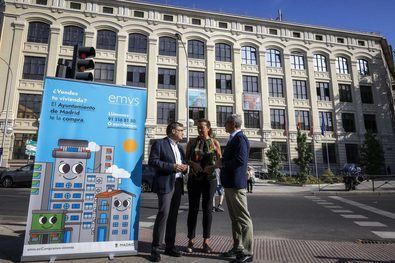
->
[0,0,395,172]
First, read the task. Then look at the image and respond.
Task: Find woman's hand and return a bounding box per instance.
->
[189,161,203,173]
[203,165,215,175]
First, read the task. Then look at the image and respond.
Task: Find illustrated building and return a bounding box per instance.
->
[0,0,394,172]
[29,210,67,244]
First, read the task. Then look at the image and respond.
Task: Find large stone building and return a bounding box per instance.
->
[0,0,394,173]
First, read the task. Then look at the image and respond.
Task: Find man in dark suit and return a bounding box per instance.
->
[219,114,254,263]
[148,122,189,262]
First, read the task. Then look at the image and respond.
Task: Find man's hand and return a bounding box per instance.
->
[174,164,189,173]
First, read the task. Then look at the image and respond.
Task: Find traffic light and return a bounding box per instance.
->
[71,45,95,81]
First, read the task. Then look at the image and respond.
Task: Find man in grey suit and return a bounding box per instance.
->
[148,122,188,262]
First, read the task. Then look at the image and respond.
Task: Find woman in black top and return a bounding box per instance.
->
[185,119,221,253]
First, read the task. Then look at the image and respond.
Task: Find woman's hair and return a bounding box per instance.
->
[197,118,213,137]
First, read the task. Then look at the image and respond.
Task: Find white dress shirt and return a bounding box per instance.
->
[169,138,183,179]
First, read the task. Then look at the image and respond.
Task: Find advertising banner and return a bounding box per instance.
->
[22,78,147,261]
[243,93,261,111]
[189,88,207,107]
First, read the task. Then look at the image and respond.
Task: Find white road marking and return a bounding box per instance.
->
[179,205,189,210]
[324,206,343,209]
[140,222,155,228]
[340,214,368,219]
[147,215,156,220]
[329,196,395,219]
[354,221,387,227]
[371,231,395,239]
[316,202,334,205]
[331,209,353,213]
[304,196,322,200]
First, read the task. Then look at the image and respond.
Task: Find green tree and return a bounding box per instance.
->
[293,130,313,183]
[360,132,384,175]
[266,143,284,179]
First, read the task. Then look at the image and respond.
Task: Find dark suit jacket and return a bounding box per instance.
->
[220,131,250,189]
[148,137,186,194]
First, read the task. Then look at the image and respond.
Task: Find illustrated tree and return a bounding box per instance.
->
[293,130,313,183]
[360,131,384,175]
[266,143,284,179]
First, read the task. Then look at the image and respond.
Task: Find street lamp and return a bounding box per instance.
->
[175,33,190,142]
[0,56,14,166]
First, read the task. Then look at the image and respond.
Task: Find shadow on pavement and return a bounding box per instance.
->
[0,231,24,262]
[316,256,393,263]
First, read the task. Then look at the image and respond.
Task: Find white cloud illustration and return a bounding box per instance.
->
[106,165,131,179]
[88,141,101,152]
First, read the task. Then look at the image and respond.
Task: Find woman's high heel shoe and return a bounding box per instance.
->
[186,240,194,253]
[202,243,212,253]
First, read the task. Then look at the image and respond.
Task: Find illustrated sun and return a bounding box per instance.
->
[123,139,138,153]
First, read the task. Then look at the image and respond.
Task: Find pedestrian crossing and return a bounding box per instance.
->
[305,195,395,239]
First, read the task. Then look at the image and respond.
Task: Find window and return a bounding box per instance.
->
[159,37,176,56]
[342,113,356,132]
[216,106,233,126]
[249,148,263,162]
[163,15,173,21]
[241,46,257,65]
[53,204,61,209]
[128,33,147,53]
[336,57,349,74]
[337,38,345,44]
[218,22,228,29]
[357,59,369,76]
[27,22,50,44]
[244,111,260,128]
[63,26,84,46]
[158,68,176,89]
[357,40,365,46]
[157,102,175,124]
[36,0,47,5]
[189,107,205,124]
[215,43,231,62]
[134,11,144,18]
[293,32,301,38]
[266,49,281,67]
[268,78,284,97]
[244,25,253,32]
[364,114,377,133]
[216,73,232,94]
[270,109,285,129]
[290,53,305,70]
[360,85,373,104]
[94,62,115,83]
[126,66,146,87]
[313,54,327,72]
[189,71,205,89]
[188,40,205,59]
[293,80,308,100]
[17,94,42,119]
[315,35,323,41]
[339,84,352,102]
[345,144,359,163]
[191,18,201,25]
[322,143,337,163]
[96,30,116,50]
[319,112,333,131]
[23,56,46,80]
[103,7,113,14]
[53,193,63,198]
[12,133,37,159]
[243,75,259,93]
[295,110,310,130]
[70,2,81,9]
[71,204,81,209]
[269,29,278,35]
[316,82,330,101]
[272,142,288,161]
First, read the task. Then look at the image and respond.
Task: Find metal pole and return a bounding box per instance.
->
[0,56,14,167]
[286,113,292,176]
[313,135,319,190]
[175,33,189,142]
[326,141,330,170]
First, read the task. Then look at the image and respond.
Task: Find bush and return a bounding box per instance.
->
[277,176,301,185]
[320,169,343,184]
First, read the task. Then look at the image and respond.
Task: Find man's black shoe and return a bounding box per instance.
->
[232,254,253,263]
[164,247,182,257]
[150,249,161,262]
[220,248,239,257]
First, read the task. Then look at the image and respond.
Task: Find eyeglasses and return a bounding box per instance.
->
[174,128,184,132]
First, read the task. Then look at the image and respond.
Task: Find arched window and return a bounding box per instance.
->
[128,33,147,53]
[97,30,117,50]
[266,49,281,67]
[62,26,84,46]
[290,52,305,70]
[357,59,369,76]
[188,40,205,59]
[27,22,50,44]
[336,57,349,74]
[215,43,232,62]
[241,46,257,65]
[159,36,177,56]
[313,54,327,72]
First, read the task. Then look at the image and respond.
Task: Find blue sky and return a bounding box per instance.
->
[142,0,395,49]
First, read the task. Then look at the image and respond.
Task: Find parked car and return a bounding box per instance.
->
[141,164,155,192]
[0,163,34,188]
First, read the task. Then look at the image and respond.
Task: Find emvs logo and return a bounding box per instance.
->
[108,95,140,106]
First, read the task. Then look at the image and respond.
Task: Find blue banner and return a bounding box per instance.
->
[22,78,147,260]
